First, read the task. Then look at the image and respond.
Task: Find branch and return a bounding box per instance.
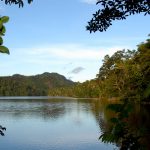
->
[87,0,150,32]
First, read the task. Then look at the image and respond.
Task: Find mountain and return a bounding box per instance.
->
[0,72,74,96]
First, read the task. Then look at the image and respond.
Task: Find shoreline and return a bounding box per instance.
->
[0,96,100,100]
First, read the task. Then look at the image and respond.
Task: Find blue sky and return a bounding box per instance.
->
[0,0,149,82]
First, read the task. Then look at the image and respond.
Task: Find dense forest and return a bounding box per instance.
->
[97,36,150,101]
[97,36,150,149]
[49,36,150,101]
[0,72,74,96]
[48,79,100,98]
[0,37,149,101]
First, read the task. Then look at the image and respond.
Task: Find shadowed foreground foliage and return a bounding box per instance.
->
[1,0,33,7]
[0,125,6,136]
[98,36,150,149]
[87,0,150,32]
[99,99,150,150]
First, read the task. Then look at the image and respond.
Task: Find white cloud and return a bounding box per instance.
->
[0,43,129,82]
[16,44,125,62]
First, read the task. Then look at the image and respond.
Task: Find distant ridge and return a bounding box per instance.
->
[0,72,74,96]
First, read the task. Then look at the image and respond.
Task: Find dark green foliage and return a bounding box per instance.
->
[97,36,150,102]
[1,0,33,7]
[0,45,9,54]
[48,37,150,100]
[98,101,150,149]
[87,0,150,32]
[0,16,9,54]
[100,102,148,149]
[98,36,150,149]
[48,79,100,98]
[0,125,6,136]
[107,104,124,113]
[0,72,74,96]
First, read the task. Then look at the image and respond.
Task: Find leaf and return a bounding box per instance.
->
[0,46,10,54]
[0,26,5,36]
[1,26,6,34]
[0,20,3,29]
[99,132,116,143]
[144,84,150,98]
[1,16,9,23]
[110,117,119,123]
[0,37,3,45]
[107,104,122,112]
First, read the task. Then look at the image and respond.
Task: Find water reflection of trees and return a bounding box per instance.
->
[98,101,150,150]
[1,98,150,147]
[0,99,68,136]
[77,99,150,149]
[0,99,68,120]
[0,125,6,136]
[40,104,66,119]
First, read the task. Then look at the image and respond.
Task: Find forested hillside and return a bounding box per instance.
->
[0,72,74,96]
[0,37,149,100]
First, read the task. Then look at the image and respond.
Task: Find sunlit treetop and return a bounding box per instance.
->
[87,0,150,32]
[1,0,33,7]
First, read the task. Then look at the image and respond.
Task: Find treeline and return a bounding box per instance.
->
[49,36,150,101]
[97,36,150,101]
[0,37,149,100]
[0,72,74,96]
[48,79,100,98]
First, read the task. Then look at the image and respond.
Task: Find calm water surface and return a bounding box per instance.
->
[0,97,115,150]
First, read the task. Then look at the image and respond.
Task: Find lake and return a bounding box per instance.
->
[0,97,116,150]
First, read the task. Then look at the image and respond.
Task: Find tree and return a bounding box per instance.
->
[96,36,150,101]
[87,0,150,32]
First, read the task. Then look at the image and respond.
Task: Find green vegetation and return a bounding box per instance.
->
[48,36,150,101]
[48,79,100,98]
[97,36,150,102]
[99,101,150,149]
[97,36,150,149]
[0,16,9,54]
[0,72,74,96]
[0,37,149,100]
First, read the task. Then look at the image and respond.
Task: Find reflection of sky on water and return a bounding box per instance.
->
[0,98,115,150]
